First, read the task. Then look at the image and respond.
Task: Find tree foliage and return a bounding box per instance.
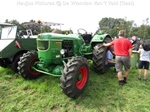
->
[99,17,150,39]
[4,18,150,39]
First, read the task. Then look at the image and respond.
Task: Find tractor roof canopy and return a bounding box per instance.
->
[0,22,14,26]
[0,23,16,39]
[40,21,64,26]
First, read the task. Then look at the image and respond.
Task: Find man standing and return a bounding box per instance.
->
[103,30,132,85]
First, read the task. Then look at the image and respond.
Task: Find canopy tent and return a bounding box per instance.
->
[0,23,14,26]
[40,21,64,26]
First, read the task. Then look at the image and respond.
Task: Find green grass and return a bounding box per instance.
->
[0,66,150,112]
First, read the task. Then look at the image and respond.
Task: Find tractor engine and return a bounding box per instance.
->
[62,40,74,58]
[37,33,83,65]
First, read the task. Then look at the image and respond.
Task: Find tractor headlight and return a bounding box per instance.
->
[60,49,65,55]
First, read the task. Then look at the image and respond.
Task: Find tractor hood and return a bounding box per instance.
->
[37,33,83,41]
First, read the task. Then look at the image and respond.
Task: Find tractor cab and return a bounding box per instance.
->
[0,23,17,51]
[0,23,17,39]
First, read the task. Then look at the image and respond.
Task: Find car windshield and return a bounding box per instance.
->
[0,26,17,39]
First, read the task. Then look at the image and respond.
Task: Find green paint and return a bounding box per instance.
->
[31,32,112,76]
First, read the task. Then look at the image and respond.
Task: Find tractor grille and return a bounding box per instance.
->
[62,41,73,48]
[37,40,49,50]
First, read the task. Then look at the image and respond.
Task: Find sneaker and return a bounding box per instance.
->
[123,80,127,84]
[138,77,141,81]
[123,77,127,84]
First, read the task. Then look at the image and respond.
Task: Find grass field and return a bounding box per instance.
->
[0,66,150,112]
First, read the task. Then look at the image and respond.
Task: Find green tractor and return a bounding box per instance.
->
[18,28,112,98]
[0,23,37,72]
[0,21,64,72]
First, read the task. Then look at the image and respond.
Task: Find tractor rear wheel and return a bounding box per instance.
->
[92,37,112,74]
[17,51,41,80]
[60,57,89,98]
[11,54,23,73]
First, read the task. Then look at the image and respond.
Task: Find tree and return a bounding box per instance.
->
[99,17,130,37]
[41,25,51,33]
[5,19,9,23]
[98,17,150,39]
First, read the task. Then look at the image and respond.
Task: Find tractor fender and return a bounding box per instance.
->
[91,34,112,43]
[11,50,28,62]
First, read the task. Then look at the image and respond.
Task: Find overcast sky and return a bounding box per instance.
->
[0,0,150,33]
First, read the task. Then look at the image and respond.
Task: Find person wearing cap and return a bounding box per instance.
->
[103,30,132,85]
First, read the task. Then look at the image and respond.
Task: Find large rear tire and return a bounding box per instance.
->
[11,54,23,73]
[92,36,112,74]
[17,51,41,80]
[60,57,89,98]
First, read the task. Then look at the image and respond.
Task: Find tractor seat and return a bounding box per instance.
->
[82,34,93,45]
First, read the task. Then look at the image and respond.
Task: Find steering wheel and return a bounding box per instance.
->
[77,28,87,35]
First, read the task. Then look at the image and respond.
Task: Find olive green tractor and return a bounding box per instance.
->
[0,21,64,72]
[0,22,37,72]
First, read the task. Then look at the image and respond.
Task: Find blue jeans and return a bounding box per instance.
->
[106,63,115,67]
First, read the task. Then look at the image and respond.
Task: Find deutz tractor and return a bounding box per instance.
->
[18,28,112,98]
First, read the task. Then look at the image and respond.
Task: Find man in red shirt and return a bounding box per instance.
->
[103,30,132,85]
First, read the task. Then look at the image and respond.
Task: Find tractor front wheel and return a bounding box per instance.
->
[60,57,89,98]
[17,51,41,80]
